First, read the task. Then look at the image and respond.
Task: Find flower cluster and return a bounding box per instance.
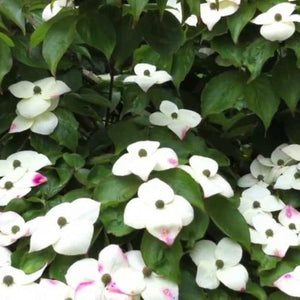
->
[8,77,71,135]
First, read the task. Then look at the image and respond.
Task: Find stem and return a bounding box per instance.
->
[105,60,115,127]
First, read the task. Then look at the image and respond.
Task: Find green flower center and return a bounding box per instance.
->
[216,259,224,269]
[33,86,42,94]
[13,159,21,168]
[155,200,165,209]
[202,169,211,177]
[3,275,13,286]
[11,225,20,234]
[289,223,296,230]
[277,159,284,166]
[57,216,67,227]
[210,3,217,10]
[294,172,300,179]
[265,229,274,237]
[253,201,260,209]
[274,13,282,22]
[101,273,112,286]
[138,149,147,157]
[143,70,150,76]
[143,267,153,277]
[4,181,13,190]
[257,175,264,181]
[171,112,178,119]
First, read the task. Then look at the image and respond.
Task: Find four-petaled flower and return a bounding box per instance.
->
[190,237,249,291]
[124,63,172,92]
[42,0,74,21]
[149,100,202,140]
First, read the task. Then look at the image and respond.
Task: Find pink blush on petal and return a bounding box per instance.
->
[159,228,175,246]
[75,280,95,293]
[180,127,189,140]
[33,174,47,185]
[9,123,17,133]
[107,282,123,294]
[284,274,292,279]
[285,206,296,218]
[47,279,59,285]
[168,158,178,166]
[162,288,175,300]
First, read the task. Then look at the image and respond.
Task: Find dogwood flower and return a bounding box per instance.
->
[250,213,299,257]
[281,144,300,161]
[124,63,172,92]
[251,3,300,42]
[112,141,178,181]
[39,279,74,300]
[29,198,100,255]
[0,211,29,246]
[0,247,11,267]
[9,77,70,119]
[42,0,74,21]
[65,245,145,300]
[0,150,51,177]
[200,0,241,31]
[149,100,202,140]
[278,206,300,235]
[0,167,47,206]
[274,165,300,190]
[274,266,300,297]
[0,265,46,300]
[238,185,285,225]
[190,237,249,291]
[124,178,194,245]
[126,250,179,300]
[180,155,234,198]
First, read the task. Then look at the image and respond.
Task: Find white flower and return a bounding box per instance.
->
[124,63,172,92]
[200,0,241,31]
[29,198,100,255]
[126,250,179,300]
[0,167,47,206]
[38,279,74,300]
[65,245,145,300]
[42,0,74,21]
[0,211,29,246]
[112,141,178,181]
[281,144,300,161]
[274,266,300,298]
[0,265,46,300]
[278,206,300,234]
[149,100,202,140]
[190,237,249,291]
[250,213,299,257]
[238,185,285,225]
[251,3,300,42]
[274,164,300,190]
[0,247,11,267]
[0,150,51,177]
[9,77,70,119]
[124,178,194,245]
[180,155,234,198]
[166,0,198,26]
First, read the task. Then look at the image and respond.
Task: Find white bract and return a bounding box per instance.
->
[278,206,300,235]
[65,245,145,300]
[42,0,74,21]
[127,250,179,300]
[0,150,51,177]
[29,198,100,255]
[180,155,234,198]
[274,266,300,297]
[250,213,299,257]
[251,3,300,41]
[124,63,172,92]
[38,279,74,300]
[149,100,202,140]
[0,211,29,246]
[274,165,300,190]
[0,246,11,267]
[200,0,241,31]
[112,140,178,181]
[190,237,249,291]
[0,167,47,206]
[281,144,300,161]
[9,77,70,119]
[166,0,197,26]
[238,185,285,225]
[124,178,194,245]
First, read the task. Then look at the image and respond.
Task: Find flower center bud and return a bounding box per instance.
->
[265,229,274,237]
[252,201,260,209]
[294,172,300,179]
[11,225,20,234]
[65,298,72,300]
[13,159,21,168]
[155,200,165,209]
[57,216,67,227]
[274,13,282,22]
[215,259,224,269]
[210,3,217,10]
[4,181,13,190]
[138,149,147,157]
[171,112,178,119]
[289,223,296,230]
[202,169,211,177]
[3,275,14,286]
[33,86,42,94]
[277,159,284,166]
[143,70,151,76]
[142,267,153,277]
[257,174,264,181]
[101,273,112,286]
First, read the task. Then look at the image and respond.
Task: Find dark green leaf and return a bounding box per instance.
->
[0,0,25,33]
[246,281,267,300]
[49,255,79,281]
[127,0,149,20]
[0,39,12,87]
[0,32,14,47]
[63,153,85,168]
[179,270,206,300]
[286,34,300,68]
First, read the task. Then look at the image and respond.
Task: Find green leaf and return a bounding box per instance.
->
[77,12,116,59]
[242,38,278,81]
[201,71,247,117]
[0,0,25,33]
[269,291,296,300]
[272,56,300,111]
[245,74,280,129]
[286,34,300,68]
[140,10,184,56]
[127,0,149,21]
[51,108,79,151]
[204,195,251,250]
[42,15,77,75]
[246,281,267,300]
[227,2,256,43]
[154,168,204,210]
[0,32,14,47]
[179,270,206,300]
[63,153,85,168]
[256,0,287,12]
[49,255,79,281]
[141,231,183,283]
[0,39,12,88]
[171,42,195,89]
